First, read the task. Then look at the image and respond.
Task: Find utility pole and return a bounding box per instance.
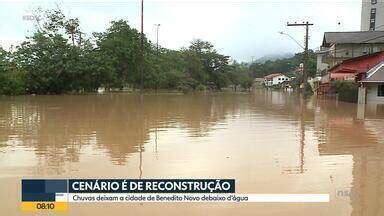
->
[155,24,160,51]
[287,21,313,86]
[154,24,161,91]
[140,0,144,92]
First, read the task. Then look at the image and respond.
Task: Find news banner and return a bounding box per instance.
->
[21,179,330,212]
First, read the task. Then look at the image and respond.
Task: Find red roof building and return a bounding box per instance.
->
[318,52,384,94]
[264,73,283,80]
[328,51,384,76]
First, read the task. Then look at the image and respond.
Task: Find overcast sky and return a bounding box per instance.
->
[0,0,362,61]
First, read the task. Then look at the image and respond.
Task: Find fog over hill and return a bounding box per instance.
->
[255,53,294,63]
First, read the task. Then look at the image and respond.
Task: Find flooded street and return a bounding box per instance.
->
[1,91,384,215]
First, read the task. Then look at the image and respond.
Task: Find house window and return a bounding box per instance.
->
[378,84,384,97]
[372,0,377,4]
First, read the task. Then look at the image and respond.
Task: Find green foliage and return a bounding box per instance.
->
[195,84,206,91]
[10,8,120,94]
[331,80,358,103]
[183,39,231,90]
[227,61,252,90]
[15,33,74,93]
[94,20,147,89]
[0,47,26,95]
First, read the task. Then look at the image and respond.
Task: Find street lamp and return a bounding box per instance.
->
[154,24,160,51]
[278,31,305,50]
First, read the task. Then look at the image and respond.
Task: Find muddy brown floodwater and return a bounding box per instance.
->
[0,91,384,216]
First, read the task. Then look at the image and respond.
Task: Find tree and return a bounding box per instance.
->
[14,8,103,94]
[184,39,231,89]
[0,47,26,95]
[16,32,75,93]
[94,20,150,89]
[65,18,81,45]
[228,61,252,91]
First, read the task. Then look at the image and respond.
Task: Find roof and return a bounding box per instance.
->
[361,62,384,83]
[338,51,384,64]
[328,51,384,73]
[264,73,283,79]
[322,31,384,47]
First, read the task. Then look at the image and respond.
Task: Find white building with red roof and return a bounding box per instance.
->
[264,73,291,87]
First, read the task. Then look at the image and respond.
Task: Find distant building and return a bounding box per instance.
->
[254,78,264,82]
[361,0,384,31]
[317,31,384,71]
[264,73,290,87]
[254,78,264,87]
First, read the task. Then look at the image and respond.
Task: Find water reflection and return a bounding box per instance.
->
[0,94,249,170]
[0,91,383,215]
[315,99,384,216]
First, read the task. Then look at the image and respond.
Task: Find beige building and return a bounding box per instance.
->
[361,0,384,31]
[317,31,384,72]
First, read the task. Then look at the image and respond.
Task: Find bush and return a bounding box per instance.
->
[331,80,358,103]
[0,70,26,95]
[177,82,192,93]
[195,84,206,91]
[304,82,313,96]
[0,48,26,95]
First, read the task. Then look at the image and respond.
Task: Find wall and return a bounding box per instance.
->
[335,44,384,59]
[316,53,329,75]
[367,83,384,103]
[358,87,367,104]
[321,44,384,69]
[321,45,384,69]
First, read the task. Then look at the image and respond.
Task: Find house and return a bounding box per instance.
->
[358,61,384,104]
[264,73,290,87]
[317,51,384,95]
[328,51,384,75]
[317,31,384,72]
